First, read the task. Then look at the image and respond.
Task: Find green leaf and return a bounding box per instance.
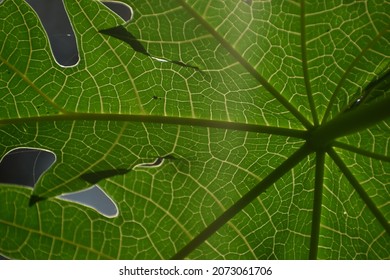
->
[0,0,389,259]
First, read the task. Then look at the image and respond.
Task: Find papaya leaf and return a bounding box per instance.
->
[0,0,389,259]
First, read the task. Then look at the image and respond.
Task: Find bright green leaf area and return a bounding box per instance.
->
[0,0,389,259]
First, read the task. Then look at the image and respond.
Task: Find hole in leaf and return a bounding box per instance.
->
[0,148,56,187]
[134,155,177,169]
[102,1,133,22]
[135,157,165,168]
[59,185,118,218]
[25,0,79,66]
[0,147,117,217]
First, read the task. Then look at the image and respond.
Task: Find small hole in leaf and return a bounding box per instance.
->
[0,147,117,218]
[135,157,165,168]
[135,155,176,169]
[152,95,162,100]
[25,0,79,66]
[102,1,133,22]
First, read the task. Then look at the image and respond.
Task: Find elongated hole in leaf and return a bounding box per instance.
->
[0,147,117,218]
[102,1,133,22]
[25,0,79,66]
[135,157,165,168]
[134,155,176,169]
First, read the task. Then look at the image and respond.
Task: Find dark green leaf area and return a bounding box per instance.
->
[189,154,316,260]
[0,185,119,259]
[319,154,389,259]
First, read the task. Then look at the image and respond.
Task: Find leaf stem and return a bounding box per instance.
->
[308,95,390,149]
[0,113,308,139]
[309,150,325,259]
[171,143,312,259]
[333,141,390,163]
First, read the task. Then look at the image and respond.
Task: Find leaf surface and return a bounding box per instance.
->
[0,0,389,259]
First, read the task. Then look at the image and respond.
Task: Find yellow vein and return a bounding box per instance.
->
[108,178,193,245]
[172,143,312,259]
[181,164,257,258]
[75,0,145,114]
[0,55,67,114]
[0,218,114,259]
[35,122,129,197]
